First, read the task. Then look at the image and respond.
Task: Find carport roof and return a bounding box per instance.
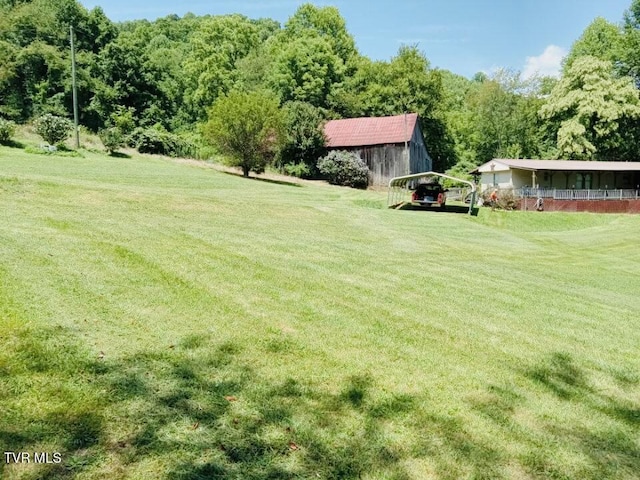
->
[471,159,640,174]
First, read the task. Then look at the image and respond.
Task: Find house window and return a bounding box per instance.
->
[584,173,592,189]
[576,173,583,189]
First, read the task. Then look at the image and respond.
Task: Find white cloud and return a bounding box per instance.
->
[522,45,567,80]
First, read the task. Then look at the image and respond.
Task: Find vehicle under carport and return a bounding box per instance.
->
[388,171,477,215]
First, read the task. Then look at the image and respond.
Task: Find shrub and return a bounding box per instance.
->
[284,162,311,178]
[131,127,175,156]
[0,118,16,144]
[481,188,520,210]
[317,150,369,189]
[34,114,73,145]
[130,126,197,158]
[109,106,135,136]
[99,127,125,155]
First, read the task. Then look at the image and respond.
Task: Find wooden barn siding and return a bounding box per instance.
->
[327,123,431,185]
[409,122,431,174]
[358,145,409,185]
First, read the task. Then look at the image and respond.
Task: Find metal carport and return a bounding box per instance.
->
[388,171,477,215]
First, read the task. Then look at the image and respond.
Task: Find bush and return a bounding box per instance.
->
[34,114,73,145]
[481,188,520,210]
[317,150,370,189]
[99,127,125,155]
[130,127,197,158]
[130,127,166,154]
[110,106,135,136]
[0,118,16,144]
[283,162,311,178]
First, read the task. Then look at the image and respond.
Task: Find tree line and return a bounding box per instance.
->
[1,0,640,179]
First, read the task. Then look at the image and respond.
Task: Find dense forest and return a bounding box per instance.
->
[1,0,640,178]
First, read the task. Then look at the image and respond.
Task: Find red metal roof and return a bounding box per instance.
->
[324,113,418,148]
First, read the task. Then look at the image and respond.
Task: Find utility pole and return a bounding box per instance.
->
[70,26,80,149]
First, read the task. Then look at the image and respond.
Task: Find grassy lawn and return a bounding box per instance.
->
[1,146,639,479]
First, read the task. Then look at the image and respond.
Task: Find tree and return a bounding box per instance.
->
[349,46,440,118]
[183,15,259,120]
[622,0,640,85]
[278,101,326,177]
[266,4,356,112]
[439,70,478,174]
[268,35,344,108]
[539,56,640,160]
[203,90,284,177]
[282,4,356,65]
[344,46,455,171]
[563,17,623,72]
[0,0,117,124]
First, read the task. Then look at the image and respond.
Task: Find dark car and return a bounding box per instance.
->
[411,182,447,207]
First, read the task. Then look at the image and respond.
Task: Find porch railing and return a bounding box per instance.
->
[514,188,640,200]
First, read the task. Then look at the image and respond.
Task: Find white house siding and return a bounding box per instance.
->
[511,169,532,188]
[482,170,633,191]
[477,160,511,191]
[480,171,512,191]
[474,160,640,192]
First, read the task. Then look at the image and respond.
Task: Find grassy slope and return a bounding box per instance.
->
[1,146,639,479]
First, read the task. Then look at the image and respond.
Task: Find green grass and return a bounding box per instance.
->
[1,145,639,479]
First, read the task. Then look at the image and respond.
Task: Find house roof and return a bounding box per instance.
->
[472,159,640,174]
[324,113,418,148]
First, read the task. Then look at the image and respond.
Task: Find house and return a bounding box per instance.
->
[471,159,640,213]
[471,159,640,192]
[324,113,431,185]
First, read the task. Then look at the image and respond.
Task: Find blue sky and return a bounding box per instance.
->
[78,0,633,78]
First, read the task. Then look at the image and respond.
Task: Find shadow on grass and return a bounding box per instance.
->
[109,151,132,159]
[1,328,412,479]
[464,352,640,479]
[396,203,479,216]
[3,329,640,480]
[0,139,26,149]
[221,170,303,188]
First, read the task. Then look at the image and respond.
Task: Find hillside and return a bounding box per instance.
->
[1,147,639,479]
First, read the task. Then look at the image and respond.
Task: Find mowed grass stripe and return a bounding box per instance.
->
[1,148,639,479]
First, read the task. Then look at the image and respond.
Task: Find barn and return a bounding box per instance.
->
[324,113,432,185]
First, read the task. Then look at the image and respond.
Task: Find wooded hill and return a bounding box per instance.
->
[2,0,640,177]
